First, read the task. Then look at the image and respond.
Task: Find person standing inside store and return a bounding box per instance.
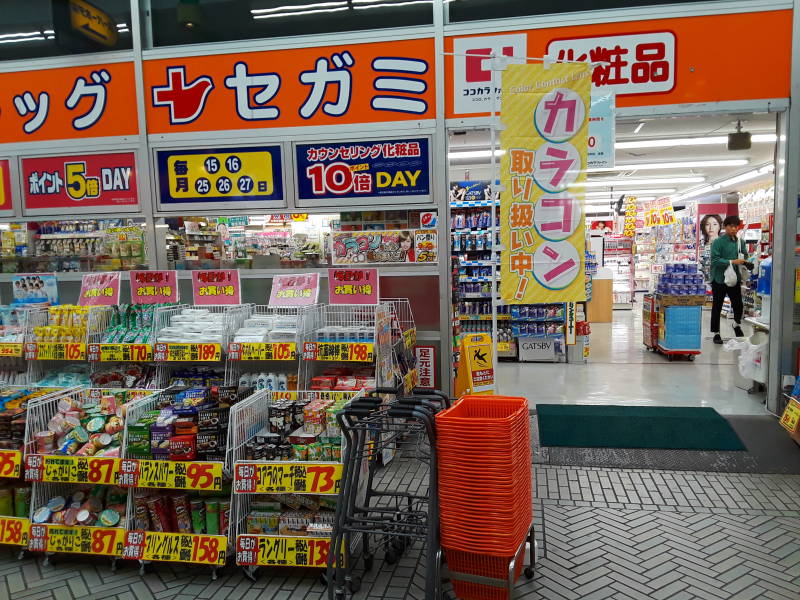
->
[710,215,752,344]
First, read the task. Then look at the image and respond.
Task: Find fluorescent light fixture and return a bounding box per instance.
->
[119,28,130,33]
[633,122,645,134]
[677,185,715,201]
[354,0,433,7]
[253,6,348,17]
[585,196,655,204]
[0,35,44,44]
[581,177,706,188]
[615,133,776,149]
[116,23,127,28]
[585,189,675,197]
[0,31,41,39]
[43,29,54,34]
[677,164,775,201]
[589,159,748,173]
[448,149,505,160]
[252,1,346,14]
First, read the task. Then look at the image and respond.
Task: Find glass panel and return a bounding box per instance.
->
[145,0,432,48]
[0,0,132,61]
[448,0,709,22]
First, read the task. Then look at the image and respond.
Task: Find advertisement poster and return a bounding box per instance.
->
[269,273,320,306]
[130,270,179,304]
[11,274,59,306]
[499,63,589,303]
[415,346,436,389]
[295,138,430,204]
[588,93,616,169]
[21,152,138,212]
[448,180,494,205]
[191,269,241,305]
[331,230,437,265]
[328,268,379,305]
[698,210,726,284]
[0,159,12,213]
[157,146,284,206]
[78,272,121,306]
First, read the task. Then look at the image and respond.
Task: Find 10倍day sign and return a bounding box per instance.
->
[499,63,589,303]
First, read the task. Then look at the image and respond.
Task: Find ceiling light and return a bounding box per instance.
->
[253,6,348,18]
[118,28,130,33]
[0,31,41,39]
[0,35,45,44]
[713,164,775,189]
[581,177,706,188]
[585,188,675,197]
[585,196,656,204]
[43,29,54,34]
[251,1,346,14]
[448,149,505,160]
[589,159,748,173]
[615,133,776,149]
[354,0,433,7]
[633,122,645,134]
[116,23,128,28]
[677,186,715,201]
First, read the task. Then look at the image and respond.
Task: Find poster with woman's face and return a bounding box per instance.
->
[698,213,725,283]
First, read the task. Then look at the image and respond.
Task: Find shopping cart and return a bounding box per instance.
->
[327,387,451,600]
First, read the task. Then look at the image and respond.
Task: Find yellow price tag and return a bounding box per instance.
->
[233,462,342,494]
[302,342,374,362]
[0,343,23,358]
[228,342,297,361]
[88,343,153,362]
[28,524,124,556]
[0,449,22,478]
[497,342,511,352]
[402,328,417,350]
[780,398,800,433]
[118,459,223,491]
[154,343,221,362]
[124,530,227,565]
[24,455,121,485]
[25,342,86,361]
[236,535,332,567]
[0,517,29,546]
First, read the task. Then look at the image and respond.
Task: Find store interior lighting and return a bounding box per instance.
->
[581,176,706,188]
[585,188,676,196]
[588,159,748,173]
[615,133,776,149]
[676,163,775,201]
[252,0,447,18]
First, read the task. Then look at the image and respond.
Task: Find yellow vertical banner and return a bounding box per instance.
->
[499,63,590,303]
[622,196,637,237]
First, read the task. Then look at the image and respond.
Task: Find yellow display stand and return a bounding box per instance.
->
[454,333,495,396]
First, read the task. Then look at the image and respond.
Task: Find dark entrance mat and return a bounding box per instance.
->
[533,414,800,474]
[536,404,746,451]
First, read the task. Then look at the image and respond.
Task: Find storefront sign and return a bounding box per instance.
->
[588,93,615,169]
[328,269,379,305]
[414,346,436,389]
[446,11,791,115]
[157,146,284,207]
[0,450,22,479]
[236,535,332,567]
[269,273,320,306]
[28,524,123,556]
[454,333,494,396]
[0,517,29,547]
[191,269,241,304]
[499,63,589,303]
[24,454,121,485]
[123,530,226,565]
[153,343,222,362]
[295,138,430,205]
[21,152,138,213]
[331,230,437,265]
[233,462,342,494]
[130,270,179,304]
[118,458,223,491]
[0,62,138,144]
[68,0,118,47]
[622,196,637,237]
[302,342,374,362]
[0,160,13,213]
[78,272,120,306]
[144,38,434,134]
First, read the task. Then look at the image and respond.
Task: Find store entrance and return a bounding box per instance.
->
[448,112,778,414]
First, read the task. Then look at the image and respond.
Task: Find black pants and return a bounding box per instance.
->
[711,281,743,333]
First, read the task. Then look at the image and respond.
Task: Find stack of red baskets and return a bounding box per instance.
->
[435,395,532,600]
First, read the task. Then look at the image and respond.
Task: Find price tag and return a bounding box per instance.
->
[87,343,153,362]
[123,530,226,565]
[402,328,417,350]
[233,462,342,494]
[227,342,297,361]
[24,455,121,485]
[153,343,221,362]
[0,449,22,478]
[28,524,123,556]
[118,459,223,491]
[301,342,374,362]
[780,398,800,433]
[24,342,86,361]
[236,535,331,567]
[497,342,511,352]
[0,517,29,546]
[0,343,23,358]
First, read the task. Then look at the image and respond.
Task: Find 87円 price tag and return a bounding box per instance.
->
[24,455,120,485]
[28,524,123,556]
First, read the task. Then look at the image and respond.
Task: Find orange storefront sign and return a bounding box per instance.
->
[0,62,138,144]
[144,38,435,134]
[445,10,791,118]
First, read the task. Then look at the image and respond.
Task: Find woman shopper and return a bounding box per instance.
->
[710,215,752,344]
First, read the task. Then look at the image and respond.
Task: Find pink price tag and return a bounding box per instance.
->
[327,268,379,305]
[191,269,241,305]
[78,272,121,306]
[130,270,179,304]
[269,273,320,306]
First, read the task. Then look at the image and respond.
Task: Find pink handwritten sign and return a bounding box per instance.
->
[191,269,241,305]
[269,273,320,306]
[130,270,179,304]
[328,269,379,305]
[78,272,121,306]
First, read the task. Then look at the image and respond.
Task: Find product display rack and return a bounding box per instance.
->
[603,236,634,308]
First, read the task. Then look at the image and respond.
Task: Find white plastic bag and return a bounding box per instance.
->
[727,332,769,383]
[724,263,738,287]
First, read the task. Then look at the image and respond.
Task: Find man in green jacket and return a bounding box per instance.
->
[710,215,751,344]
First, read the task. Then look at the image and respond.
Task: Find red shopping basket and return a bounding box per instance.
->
[445,541,529,600]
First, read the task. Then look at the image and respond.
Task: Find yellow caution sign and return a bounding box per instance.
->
[454,333,494,396]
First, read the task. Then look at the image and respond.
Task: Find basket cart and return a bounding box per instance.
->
[120,387,236,579]
[229,388,362,582]
[381,298,419,394]
[225,304,321,391]
[22,386,158,570]
[327,387,451,600]
[649,296,702,361]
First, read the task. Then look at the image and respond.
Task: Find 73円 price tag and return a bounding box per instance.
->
[233,462,342,494]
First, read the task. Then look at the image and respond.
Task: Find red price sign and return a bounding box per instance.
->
[87,458,117,484]
[306,464,338,493]
[0,517,28,546]
[0,450,21,478]
[192,535,222,564]
[187,463,215,489]
[91,528,119,554]
[24,454,43,482]
[347,343,372,362]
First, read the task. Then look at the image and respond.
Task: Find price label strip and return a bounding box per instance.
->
[118,459,223,491]
[403,328,417,350]
[24,342,86,361]
[28,524,124,556]
[0,517,29,547]
[154,343,222,362]
[0,449,22,479]
[228,342,297,361]
[233,462,342,494]
[87,343,153,362]
[23,455,120,485]
[302,342,374,362]
[123,530,227,565]
[0,343,23,358]
[236,535,332,567]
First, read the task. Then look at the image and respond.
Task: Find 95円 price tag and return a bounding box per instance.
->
[236,535,331,567]
[28,524,124,556]
[227,342,296,361]
[24,455,120,485]
[0,517,29,546]
[0,449,22,478]
[302,342,374,362]
[123,530,227,565]
[233,462,342,494]
[118,459,223,491]
[87,343,153,362]
[154,343,221,362]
